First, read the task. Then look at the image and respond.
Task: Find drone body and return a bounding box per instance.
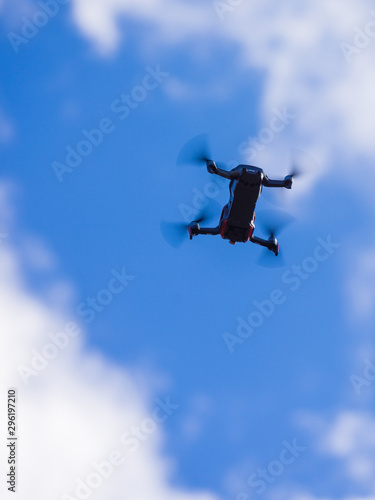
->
[188,162,293,255]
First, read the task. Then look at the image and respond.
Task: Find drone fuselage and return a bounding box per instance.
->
[219,165,263,244]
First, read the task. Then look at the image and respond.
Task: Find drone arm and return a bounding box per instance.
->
[263,175,292,189]
[206,161,238,180]
[197,226,221,235]
[250,234,279,255]
[250,235,271,248]
[189,224,221,238]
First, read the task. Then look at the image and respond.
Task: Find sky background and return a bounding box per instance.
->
[1,1,375,499]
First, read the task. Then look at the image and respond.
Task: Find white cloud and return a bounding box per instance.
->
[71,0,210,54]
[296,410,375,494]
[70,0,375,163]
[221,1,375,159]
[317,411,375,486]
[278,410,375,500]
[0,185,220,500]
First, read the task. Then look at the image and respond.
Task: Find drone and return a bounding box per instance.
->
[162,135,298,259]
[189,160,294,255]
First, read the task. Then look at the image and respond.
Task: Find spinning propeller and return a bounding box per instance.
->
[262,147,318,206]
[285,147,319,180]
[287,156,304,180]
[161,198,220,248]
[176,134,228,170]
[256,210,295,268]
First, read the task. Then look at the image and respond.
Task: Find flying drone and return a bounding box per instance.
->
[162,135,299,260]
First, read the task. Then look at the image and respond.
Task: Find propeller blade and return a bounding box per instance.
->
[161,198,222,248]
[176,134,211,167]
[289,147,320,179]
[263,148,321,206]
[255,209,294,267]
[194,197,222,225]
[257,248,286,268]
[289,166,301,178]
[288,159,302,179]
[256,209,295,238]
[160,221,189,248]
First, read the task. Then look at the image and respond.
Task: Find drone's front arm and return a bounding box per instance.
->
[263,174,293,189]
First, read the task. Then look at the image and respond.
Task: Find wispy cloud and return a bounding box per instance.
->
[318,411,375,486]
[294,409,375,498]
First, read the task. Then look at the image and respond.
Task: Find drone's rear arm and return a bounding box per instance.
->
[206,161,239,180]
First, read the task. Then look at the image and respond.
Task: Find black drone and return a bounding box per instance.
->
[189,161,293,255]
[162,135,298,259]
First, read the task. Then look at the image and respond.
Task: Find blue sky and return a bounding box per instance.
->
[1,1,375,499]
